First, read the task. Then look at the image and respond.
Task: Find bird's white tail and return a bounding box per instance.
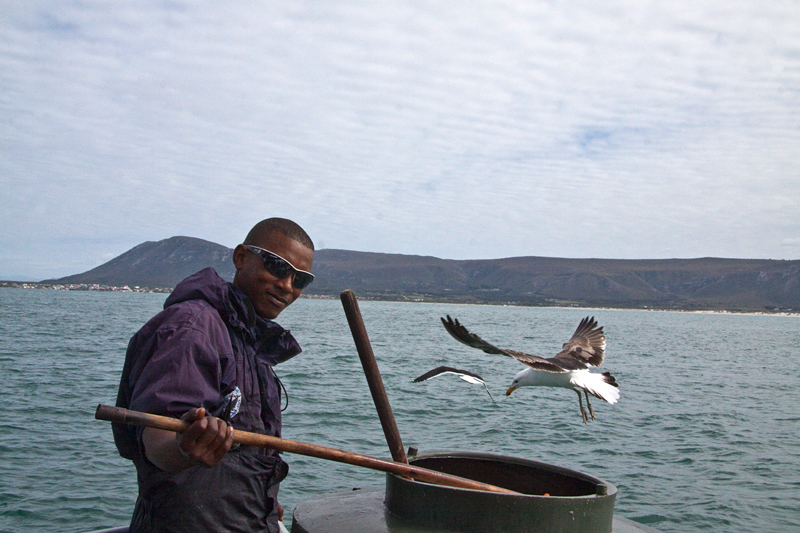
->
[573,371,620,404]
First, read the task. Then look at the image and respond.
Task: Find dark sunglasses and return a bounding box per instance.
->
[244,245,315,289]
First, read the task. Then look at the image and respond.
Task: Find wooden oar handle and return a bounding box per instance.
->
[97,404,520,495]
[340,289,408,464]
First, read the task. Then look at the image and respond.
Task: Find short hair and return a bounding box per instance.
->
[244,218,314,250]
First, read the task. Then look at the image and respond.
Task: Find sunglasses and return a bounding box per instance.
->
[244,245,315,289]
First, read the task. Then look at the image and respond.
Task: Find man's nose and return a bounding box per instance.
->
[275,273,295,293]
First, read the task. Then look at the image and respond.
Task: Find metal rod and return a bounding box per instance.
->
[96,404,519,495]
[339,289,408,464]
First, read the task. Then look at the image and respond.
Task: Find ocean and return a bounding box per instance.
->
[1,288,798,533]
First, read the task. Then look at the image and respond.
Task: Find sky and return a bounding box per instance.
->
[2,1,799,280]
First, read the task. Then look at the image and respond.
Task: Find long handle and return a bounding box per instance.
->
[97,404,519,495]
[340,289,408,464]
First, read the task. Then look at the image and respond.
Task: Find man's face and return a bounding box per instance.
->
[232,231,314,320]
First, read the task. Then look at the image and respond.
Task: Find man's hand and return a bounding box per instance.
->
[143,407,235,472]
[176,407,235,467]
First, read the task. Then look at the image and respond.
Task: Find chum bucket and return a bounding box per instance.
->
[291,450,658,533]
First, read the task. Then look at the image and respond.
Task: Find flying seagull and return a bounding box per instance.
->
[440,315,619,423]
[413,366,497,404]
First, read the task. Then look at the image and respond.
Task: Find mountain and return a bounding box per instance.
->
[310,251,800,311]
[44,236,800,312]
[47,236,236,288]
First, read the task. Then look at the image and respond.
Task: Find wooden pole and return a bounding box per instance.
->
[96,404,519,495]
[339,289,408,464]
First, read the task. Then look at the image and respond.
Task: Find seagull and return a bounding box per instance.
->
[441,315,619,423]
[413,366,497,404]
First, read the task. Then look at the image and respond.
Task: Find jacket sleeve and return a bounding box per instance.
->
[128,301,235,419]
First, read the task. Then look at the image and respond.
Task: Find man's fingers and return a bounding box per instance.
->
[208,422,233,462]
[194,417,227,447]
[224,425,235,447]
[210,426,235,464]
[184,417,233,467]
[180,415,208,443]
[176,412,209,458]
[174,408,234,467]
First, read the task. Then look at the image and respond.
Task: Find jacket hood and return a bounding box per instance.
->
[164,267,230,312]
[164,268,302,363]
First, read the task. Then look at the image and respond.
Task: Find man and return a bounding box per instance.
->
[113,218,314,533]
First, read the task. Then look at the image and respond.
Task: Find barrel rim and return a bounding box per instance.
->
[399,449,618,498]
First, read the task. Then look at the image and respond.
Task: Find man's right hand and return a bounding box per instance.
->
[143,407,235,472]
[176,407,235,468]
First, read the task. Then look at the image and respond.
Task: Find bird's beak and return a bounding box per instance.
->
[506,384,518,396]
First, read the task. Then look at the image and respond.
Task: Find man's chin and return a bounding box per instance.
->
[255,301,283,320]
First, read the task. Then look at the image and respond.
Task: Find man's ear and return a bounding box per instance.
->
[232,244,248,271]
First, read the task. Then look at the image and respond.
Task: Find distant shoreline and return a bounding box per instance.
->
[340,295,800,317]
[4,280,797,317]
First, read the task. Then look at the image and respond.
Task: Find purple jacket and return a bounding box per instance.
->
[114,267,302,459]
[112,268,301,532]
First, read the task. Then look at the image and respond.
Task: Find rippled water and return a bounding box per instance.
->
[1,288,799,533]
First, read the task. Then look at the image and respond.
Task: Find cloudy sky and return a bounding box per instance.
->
[2,1,798,280]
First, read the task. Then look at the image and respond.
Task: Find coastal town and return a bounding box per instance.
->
[0,281,172,293]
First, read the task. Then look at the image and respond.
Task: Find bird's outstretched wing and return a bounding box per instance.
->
[441,315,573,373]
[440,315,508,355]
[413,365,484,383]
[553,316,606,367]
[413,366,496,403]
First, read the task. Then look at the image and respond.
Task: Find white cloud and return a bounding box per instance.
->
[2,0,799,279]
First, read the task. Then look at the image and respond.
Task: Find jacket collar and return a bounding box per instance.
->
[166,268,302,363]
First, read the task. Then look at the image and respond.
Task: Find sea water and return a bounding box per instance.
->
[1,288,799,533]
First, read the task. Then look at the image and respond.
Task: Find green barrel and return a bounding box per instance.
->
[291,450,659,533]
